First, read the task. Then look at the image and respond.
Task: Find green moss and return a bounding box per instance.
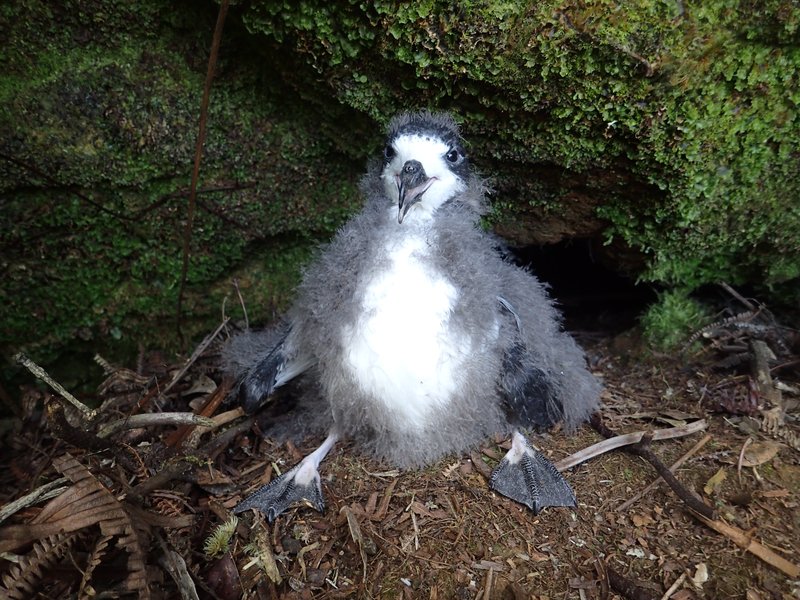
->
[607,4,800,289]
[241,0,800,299]
[639,289,712,352]
[3,0,799,363]
[0,0,364,360]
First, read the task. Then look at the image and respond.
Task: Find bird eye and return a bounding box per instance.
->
[384,145,396,160]
[446,148,462,163]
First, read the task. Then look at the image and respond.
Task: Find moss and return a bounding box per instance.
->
[0,0,364,361]
[3,0,799,362]
[241,0,800,298]
[608,3,800,289]
[639,289,712,352]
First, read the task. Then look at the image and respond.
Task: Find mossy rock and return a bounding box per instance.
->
[0,0,366,366]
[239,0,800,289]
[1,0,799,373]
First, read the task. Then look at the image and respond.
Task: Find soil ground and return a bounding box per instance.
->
[1,328,798,599]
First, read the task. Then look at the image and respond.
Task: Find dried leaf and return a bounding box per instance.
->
[691,562,709,587]
[528,550,550,563]
[469,451,492,479]
[374,478,397,521]
[631,513,654,527]
[78,534,114,600]
[657,416,688,427]
[0,454,155,599]
[0,532,83,599]
[442,461,460,478]
[184,374,218,397]
[341,505,368,580]
[660,409,699,420]
[364,492,378,516]
[704,468,727,496]
[721,441,781,468]
[741,441,780,467]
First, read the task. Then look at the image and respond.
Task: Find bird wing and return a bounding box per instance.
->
[497,295,564,429]
[227,326,314,414]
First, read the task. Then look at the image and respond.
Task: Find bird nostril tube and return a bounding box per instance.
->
[403,160,422,174]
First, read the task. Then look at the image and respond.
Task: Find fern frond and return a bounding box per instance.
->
[203,515,238,557]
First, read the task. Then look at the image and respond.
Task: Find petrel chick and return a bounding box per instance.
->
[225,111,601,522]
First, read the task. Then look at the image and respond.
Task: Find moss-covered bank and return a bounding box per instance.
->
[239,0,800,289]
[0,0,365,367]
[1,0,798,371]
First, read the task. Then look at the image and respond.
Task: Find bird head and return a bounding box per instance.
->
[381,112,470,224]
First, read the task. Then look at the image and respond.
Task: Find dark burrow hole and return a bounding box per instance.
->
[507,238,657,334]
[5,239,655,411]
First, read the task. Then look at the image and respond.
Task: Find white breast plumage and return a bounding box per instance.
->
[341,233,467,430]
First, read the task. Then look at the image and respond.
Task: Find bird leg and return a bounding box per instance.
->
[234,431,339,522]
[489,431,576,514]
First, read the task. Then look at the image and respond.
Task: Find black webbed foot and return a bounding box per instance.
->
[234,459,325,522]
[489,432,576,514]
[234,433,338,522]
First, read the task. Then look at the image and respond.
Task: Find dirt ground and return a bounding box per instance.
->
[1,326,798,599]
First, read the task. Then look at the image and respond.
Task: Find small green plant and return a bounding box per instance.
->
[640,289,712,352]
[203,516,239,558]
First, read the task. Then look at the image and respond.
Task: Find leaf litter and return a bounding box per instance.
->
[1,319,799,599]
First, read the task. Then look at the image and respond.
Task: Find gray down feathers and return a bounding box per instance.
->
[224,112,600,468]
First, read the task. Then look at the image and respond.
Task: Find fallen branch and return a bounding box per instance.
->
[691,511,800,578]
[0,477,69,525]
[556,418,708,471]
[588,414,716,520]
[616,434,712,512]
[96,413,216,439]
[720,281,756,311]
[14,353,97,421]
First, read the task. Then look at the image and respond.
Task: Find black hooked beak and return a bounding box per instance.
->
[396,160,435,224]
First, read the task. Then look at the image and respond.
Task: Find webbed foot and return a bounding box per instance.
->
[234,460,325,522]
[489,432,576,514]
[234,432,338,522]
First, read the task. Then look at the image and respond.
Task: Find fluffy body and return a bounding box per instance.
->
[225,112,600,468]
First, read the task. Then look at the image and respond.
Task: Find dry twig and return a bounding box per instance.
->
[691,511,800,578]
[176,0,230,338]
[589,414,716,520]
[616,434,712,512]
[556,418,708,472]
[14,352,97,421]
[97,413,216,439]
[0,477,69,526]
